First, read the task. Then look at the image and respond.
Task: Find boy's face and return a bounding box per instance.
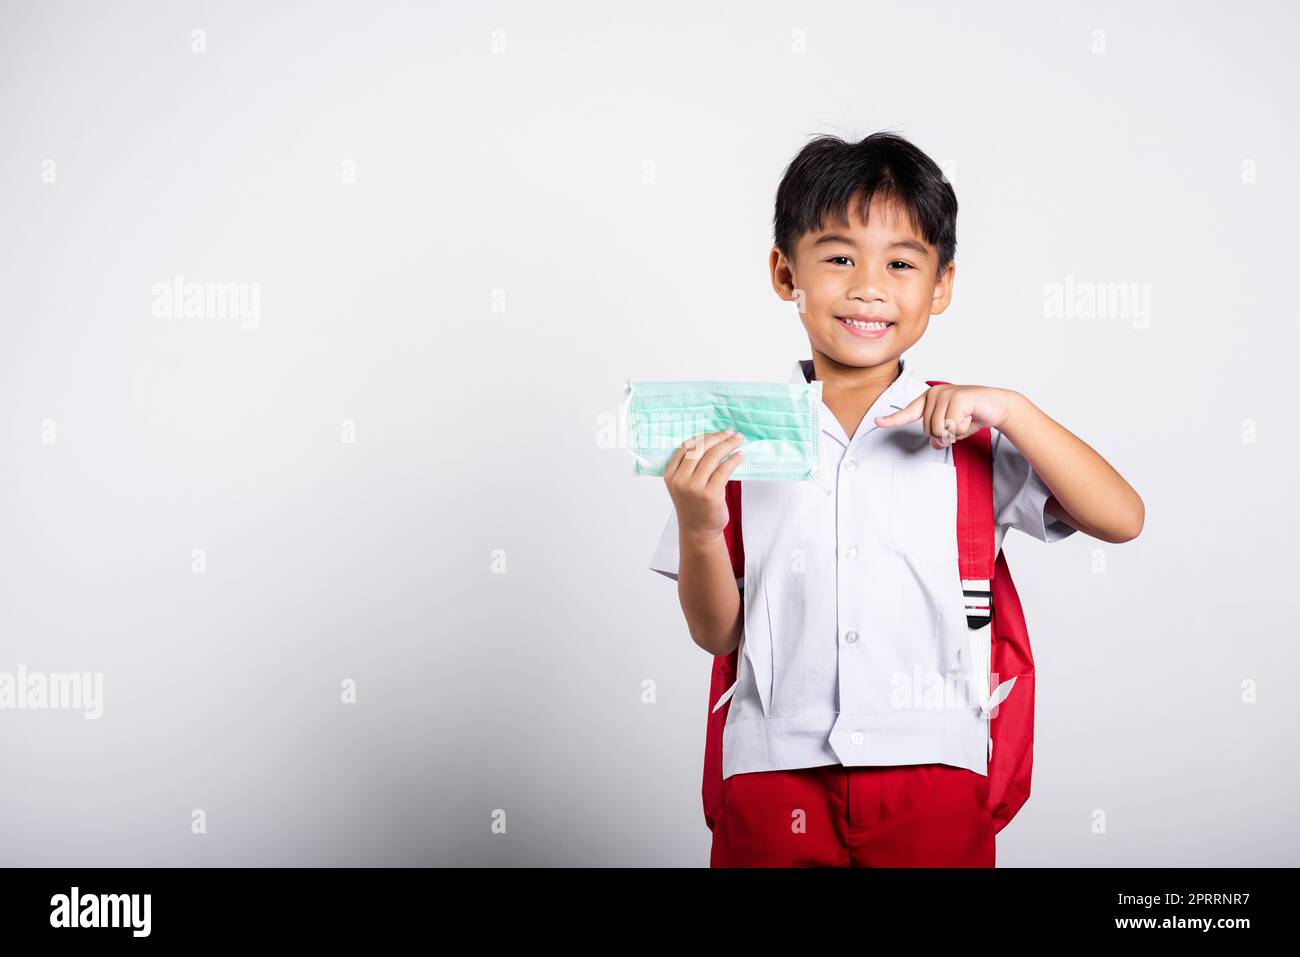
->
[771,192,954,373]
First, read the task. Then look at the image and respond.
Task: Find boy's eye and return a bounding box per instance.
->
[827,256,852,266]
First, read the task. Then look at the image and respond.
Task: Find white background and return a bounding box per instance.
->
[0,0,1296,865]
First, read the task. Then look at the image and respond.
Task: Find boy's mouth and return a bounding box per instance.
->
[836,315,895,338]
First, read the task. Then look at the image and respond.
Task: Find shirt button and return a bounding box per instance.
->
[850,732,866,745]
[844,545,857,558]
[844,630,858,644]
[843,459,857,472]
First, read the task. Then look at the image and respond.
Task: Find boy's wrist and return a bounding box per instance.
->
[999,389,1033,435]
[681,527,727,550]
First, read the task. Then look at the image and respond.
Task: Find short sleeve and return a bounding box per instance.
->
[991,428,1076,544]
[648,509,680,581]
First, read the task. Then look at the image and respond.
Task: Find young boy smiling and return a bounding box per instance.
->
[649,132,1144,867]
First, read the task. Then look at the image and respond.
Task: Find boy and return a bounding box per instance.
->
[648,132,1144,867]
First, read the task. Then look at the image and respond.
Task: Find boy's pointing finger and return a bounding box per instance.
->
[875,393,924,428]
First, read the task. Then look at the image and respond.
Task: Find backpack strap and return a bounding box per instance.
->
[702,480,745,830]
[925,381,1000,730]
[924,380,996,621]
[954,429,996,628]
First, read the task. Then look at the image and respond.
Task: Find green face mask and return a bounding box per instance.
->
[621,378,831,493]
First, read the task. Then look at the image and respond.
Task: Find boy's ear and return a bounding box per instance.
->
[769,245,797,301]
[930,259,956,315]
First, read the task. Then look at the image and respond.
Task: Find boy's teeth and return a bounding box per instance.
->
[840,317,891,329]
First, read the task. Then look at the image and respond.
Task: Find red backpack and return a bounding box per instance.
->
[702,385,1036,835]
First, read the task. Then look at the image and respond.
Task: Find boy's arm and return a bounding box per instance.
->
[998,391,1144,543]
[677,529,743,658]
[649,430,748,657]
[876,384,1144,544]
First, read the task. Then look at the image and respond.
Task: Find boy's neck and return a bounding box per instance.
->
[809,352,904,441]
[810,351,903,400]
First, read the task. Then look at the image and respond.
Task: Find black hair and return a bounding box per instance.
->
[773,131,957,275]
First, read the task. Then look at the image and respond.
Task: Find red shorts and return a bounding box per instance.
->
[710,762,996,867]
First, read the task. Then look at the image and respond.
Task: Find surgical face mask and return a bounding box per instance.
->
[621,378,831,493]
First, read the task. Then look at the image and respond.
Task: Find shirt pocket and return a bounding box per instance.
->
[890,455,958,562]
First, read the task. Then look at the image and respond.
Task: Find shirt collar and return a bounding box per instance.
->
[787,356,929,447]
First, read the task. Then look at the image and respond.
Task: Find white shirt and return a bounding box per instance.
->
[648,356,1076,779]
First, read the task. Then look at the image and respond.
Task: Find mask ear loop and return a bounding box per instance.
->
[621,380,654,470]
[808,382,833,494]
